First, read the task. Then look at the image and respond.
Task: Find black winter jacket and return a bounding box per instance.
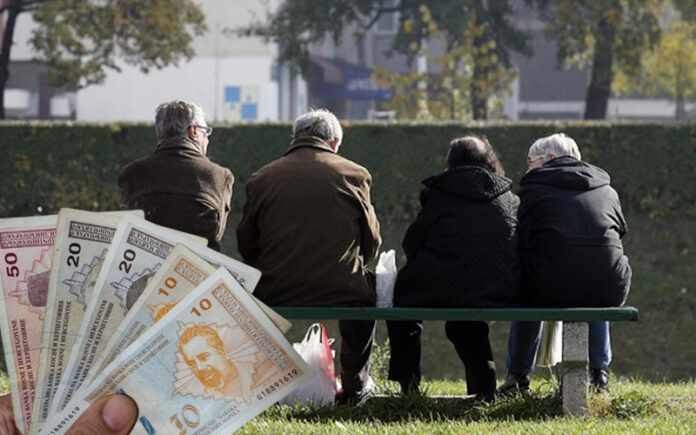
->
[393,165,522,308]
[518,156,631,307]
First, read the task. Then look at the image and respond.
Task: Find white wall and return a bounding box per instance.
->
[192,0,274,57]
[75,0,281,122]
[76,56,278,122]
[7,13,37,60]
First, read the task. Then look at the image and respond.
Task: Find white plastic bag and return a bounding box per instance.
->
[535,321,563,367]
[376,249,397,308]
[280,323,338,406]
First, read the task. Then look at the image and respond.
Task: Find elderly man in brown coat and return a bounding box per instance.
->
[119,100,234,251]
[237,108,381,405]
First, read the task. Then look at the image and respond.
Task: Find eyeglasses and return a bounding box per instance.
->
[192,124,213,137]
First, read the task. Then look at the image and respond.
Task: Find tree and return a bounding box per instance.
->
[371,7,517,121]
[0,0,206,119]
[614,17,696,119]
[239,0,531,120]
[528,0,662,119]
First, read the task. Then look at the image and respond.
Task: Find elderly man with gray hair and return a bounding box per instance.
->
[119,100,233,251]
[237,109,381,405]
[498,133,631,395]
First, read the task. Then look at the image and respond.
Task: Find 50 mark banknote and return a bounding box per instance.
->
[0,215,57,435]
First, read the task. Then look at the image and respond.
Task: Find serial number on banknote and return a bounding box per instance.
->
[255,369,299,401]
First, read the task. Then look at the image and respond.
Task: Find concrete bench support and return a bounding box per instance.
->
[562,322,589,416]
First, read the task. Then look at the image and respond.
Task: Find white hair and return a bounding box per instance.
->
[292,109,343,147]
[155,100,207,141]
[528,133,582,163]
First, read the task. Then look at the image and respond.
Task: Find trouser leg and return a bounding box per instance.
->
[588,321,612,370]
[386,320,423,391]
[445,321,496,401]
[338,319,376,393]
[506,321,543,374]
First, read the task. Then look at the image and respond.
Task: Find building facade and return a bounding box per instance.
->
[1,0,686,121]
[1,0,305,122]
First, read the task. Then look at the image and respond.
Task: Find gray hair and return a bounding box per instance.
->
[528,133,582,163]
[155,100,207,141]
[292,109,343,146]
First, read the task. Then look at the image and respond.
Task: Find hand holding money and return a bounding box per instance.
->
[1,393,17,435]
[5,387,139,435]
[64,395,137,435]
[0,211,305,435]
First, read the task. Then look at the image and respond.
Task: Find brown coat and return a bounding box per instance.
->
[237,136,381,306]
[118,137,234,251]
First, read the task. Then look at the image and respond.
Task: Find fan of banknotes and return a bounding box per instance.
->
[0,209,311,435]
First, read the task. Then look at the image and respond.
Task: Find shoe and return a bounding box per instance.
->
[335,376,375,406]
[460,394,486,407]
[590,368,609,393]
[399,378,420,396]
[496,372,531,397]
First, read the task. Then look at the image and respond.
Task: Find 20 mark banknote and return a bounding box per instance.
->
[30,209,142,432]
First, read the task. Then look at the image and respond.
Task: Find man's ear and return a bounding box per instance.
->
[329,138,340,152]
[187,125,197,141]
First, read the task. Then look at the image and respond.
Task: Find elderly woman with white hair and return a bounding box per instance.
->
[498,133,632,395]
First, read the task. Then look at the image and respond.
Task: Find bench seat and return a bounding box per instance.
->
[271,306,639,322]
[271,305,639,416]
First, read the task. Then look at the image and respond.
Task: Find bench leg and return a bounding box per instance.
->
[562,322,588,416]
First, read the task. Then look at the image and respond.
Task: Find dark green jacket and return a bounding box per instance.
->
[118,137,234,251]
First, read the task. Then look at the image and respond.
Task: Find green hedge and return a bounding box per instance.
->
[1,121,695,381]
[2,121,696,221]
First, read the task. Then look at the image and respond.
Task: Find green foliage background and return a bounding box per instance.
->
[1,121,695,381]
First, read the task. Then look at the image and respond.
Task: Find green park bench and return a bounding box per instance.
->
[272,306,640,416]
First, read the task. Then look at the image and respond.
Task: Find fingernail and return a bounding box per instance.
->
[102,395,136,431]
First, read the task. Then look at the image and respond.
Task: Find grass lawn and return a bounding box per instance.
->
[1,374,693,433]
[237,378,696,434]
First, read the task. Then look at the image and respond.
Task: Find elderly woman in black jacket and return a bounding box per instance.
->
[387,135,521,402]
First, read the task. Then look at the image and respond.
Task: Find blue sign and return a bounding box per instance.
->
[311,58,391,101]
[224,86,259,121]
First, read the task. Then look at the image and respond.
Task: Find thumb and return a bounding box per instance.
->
[66,394,138,435]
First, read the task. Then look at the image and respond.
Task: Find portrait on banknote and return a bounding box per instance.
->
[174,322,259,404]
